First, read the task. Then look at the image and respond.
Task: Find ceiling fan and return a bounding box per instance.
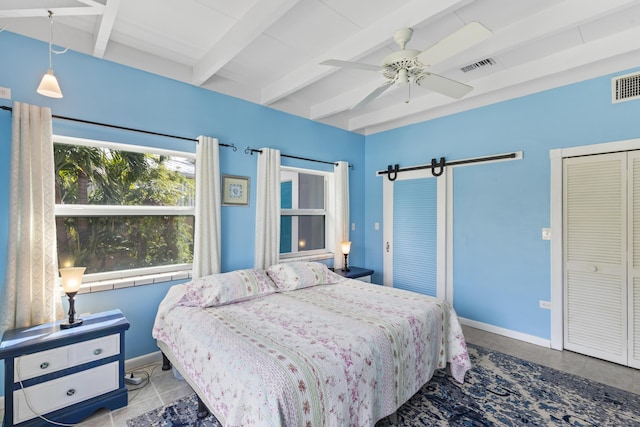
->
[321,22,492,110]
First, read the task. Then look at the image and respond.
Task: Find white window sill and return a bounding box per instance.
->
[279,252,334,263]
[74,269,192,294]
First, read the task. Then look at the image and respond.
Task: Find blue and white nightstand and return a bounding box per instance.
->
[332,266,374,282]
[0,310,130,427]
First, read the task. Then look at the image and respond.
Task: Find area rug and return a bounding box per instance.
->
[126,344,640,426]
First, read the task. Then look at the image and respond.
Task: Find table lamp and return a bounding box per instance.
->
[59,267,86,329]
[341,241,351,272]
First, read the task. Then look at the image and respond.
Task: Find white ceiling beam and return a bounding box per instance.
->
[348,25,640,131]
[192,0,301,87]
[76,0,106,7]
[312,0,638,120]
[0,7,104,18]
[259,0,475,106]
[93,0,120,58]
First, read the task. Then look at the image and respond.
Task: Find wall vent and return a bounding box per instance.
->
[612,71,640,103]
[460,58,496,73]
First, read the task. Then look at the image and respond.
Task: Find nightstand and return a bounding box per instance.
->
[0,309,130,427]
[332,266,374,282]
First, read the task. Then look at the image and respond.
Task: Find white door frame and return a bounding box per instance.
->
[549,138,640,350]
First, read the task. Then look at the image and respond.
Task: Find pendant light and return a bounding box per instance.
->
[37,10,63,98]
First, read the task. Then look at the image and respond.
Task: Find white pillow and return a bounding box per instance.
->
[266,262,343,291]
[179,268,277,307]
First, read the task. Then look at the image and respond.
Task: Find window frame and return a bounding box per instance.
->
[279,166,335,260]
[53,134,196,284]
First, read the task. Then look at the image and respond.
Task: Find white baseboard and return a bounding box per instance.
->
[125,350,163,372]
[460,317,552,348]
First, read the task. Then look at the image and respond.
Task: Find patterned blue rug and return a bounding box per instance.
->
[127,344,640,426]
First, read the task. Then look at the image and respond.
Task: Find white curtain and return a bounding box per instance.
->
[254,148,281,269]
[334,161,350,269]
[0,102,63,334]
[192,136,221,278]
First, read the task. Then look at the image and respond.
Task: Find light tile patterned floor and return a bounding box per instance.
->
[2,325,639,426]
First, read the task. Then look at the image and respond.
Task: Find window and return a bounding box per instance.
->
[54,135,195,283]
[280,167,334,259]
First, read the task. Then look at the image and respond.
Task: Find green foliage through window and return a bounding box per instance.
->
[54,142,195,275]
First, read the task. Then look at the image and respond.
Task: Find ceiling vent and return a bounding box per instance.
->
[612,71,640,103]
[460,58,496,73]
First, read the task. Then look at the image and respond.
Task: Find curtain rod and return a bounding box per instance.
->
[244,147,355,170]
[0,105,237,151]
[378,152,520,181]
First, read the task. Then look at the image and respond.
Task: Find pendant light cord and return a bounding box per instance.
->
[46,10,68,68]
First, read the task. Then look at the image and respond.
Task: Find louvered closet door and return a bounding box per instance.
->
[628,152,640,368]
[563,152,627,365]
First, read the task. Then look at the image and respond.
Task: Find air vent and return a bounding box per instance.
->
[612,71,640,103]
[460,58,496,73]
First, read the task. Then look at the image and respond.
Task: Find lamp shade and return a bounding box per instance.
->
[37,69,63,98]
[341,241,351,255]
[59,267,86,293]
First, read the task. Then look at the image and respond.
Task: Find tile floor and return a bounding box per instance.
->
[2,325,639,426]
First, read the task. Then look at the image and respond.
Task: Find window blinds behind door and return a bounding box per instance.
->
[392,178,437,296]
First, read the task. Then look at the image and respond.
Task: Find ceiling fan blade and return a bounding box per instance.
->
[321,59,384,72]
[414,72,473,99]
[414,21,492,67]
[351,81,394,110]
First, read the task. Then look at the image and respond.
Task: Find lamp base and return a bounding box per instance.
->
[60,318,83,329]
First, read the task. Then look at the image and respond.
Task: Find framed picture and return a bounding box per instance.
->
[222,175,250,206]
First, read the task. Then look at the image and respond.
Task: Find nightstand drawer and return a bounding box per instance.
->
[75,334,120,364]
[13,361,120,424]
[14,334,120,381]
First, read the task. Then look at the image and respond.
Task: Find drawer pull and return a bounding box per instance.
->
[40,362,49,370]
[66,389,76,397]
[93,348,103,355]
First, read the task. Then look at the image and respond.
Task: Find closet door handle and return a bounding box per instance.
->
[386,242,390,253]
[589,265,598,272]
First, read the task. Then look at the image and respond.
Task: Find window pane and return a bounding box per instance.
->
[54,144,194,207]
[280,215,325,254]
[299,216,325,251]
[56,216,194,274]
[298,173,324,209]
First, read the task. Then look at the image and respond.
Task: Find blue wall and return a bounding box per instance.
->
[364,68,640,340]
[0,31,365,393]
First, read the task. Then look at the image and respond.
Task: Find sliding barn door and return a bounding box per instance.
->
[383,169,447,299]
[563,152,627,364]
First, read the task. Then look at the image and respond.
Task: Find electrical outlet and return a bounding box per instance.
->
[351,223,355,231]
[539,300,551,309]
[0,87,11,100]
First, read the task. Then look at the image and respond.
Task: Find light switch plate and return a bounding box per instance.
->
[0,87,11,99]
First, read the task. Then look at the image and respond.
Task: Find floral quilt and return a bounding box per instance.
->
[153,278,471,427]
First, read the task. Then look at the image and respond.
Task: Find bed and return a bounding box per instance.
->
[152,262,471,426]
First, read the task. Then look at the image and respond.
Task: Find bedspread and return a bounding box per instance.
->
[153,278,470,427]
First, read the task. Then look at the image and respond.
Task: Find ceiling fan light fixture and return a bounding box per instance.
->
[397,68,409,87]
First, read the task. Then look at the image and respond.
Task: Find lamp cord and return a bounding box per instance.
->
[15,357,78,427]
